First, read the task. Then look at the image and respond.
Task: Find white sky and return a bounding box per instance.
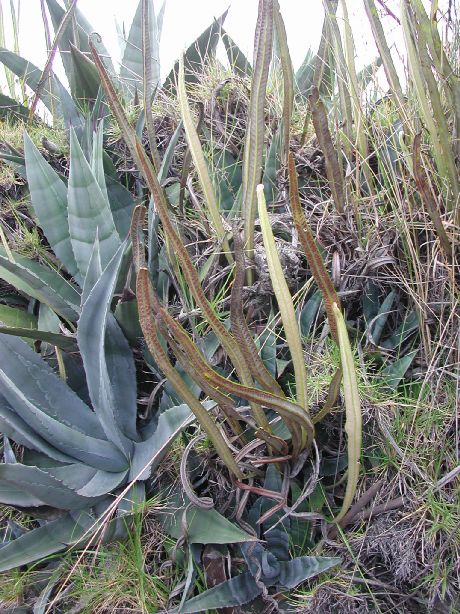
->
[1,0,449,97]
[1,0,401,82]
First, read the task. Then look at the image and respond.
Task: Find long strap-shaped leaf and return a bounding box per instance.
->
[257,185,310,441]
[178,55,232,263]
[130,206,244,439]
[332,303,361,523]
[142,0,161,172]
[308,87,345,214]
[90,39,270,433]
[68,128,121,280]
[273,1,293,167]
[136,267,243,479]
[241,0,274,280]
[230,229,284,397]
[158,302,314,454]
[288,153,341,342]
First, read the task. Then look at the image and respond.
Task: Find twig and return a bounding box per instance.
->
[29,0,78,120]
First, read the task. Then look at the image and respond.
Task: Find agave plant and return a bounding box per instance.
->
[169,466,341,613]
[0,236,190,571]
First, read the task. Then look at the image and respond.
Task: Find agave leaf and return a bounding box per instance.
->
[0,248,81,321]
[381,350,417,390]
[0,396,77,464]
[45,0,114,80]
[39,299,63,334]
[0,48,79,124]
[0,482,46,508]
[142,0,161,172]
[48,463,127,498]
[0,326,76,351]
[362,282,380,323]
[2,434,16,464]
[23,132,80,281]
[0,92,29,120]
[68,128,121,279]
[299,291,322,337]
[0,464,104,509]
[0,510,93,573]
[81,233,102,305]
[209,147,242,212]
[163,10,228,90]
[262,127,281,204]
[295,48,315,99]
[32,563,65,614]
[276,556,341,588]
[130,402,201,480]
[221,28,252,76]
[258,314,277,377]
[119,0,161,98]
[0,334,128,472]
[0,303,36,330]
[369,290,396,346]
[105,176,135,239]
[114,299,142,343]
[78,240,137,449]
[172,571,261,613]
[319,453,348,476]
[69,42,101,103]
[105,316,139,442]
[0,333,104,438]
[99,482,146,544]
[0,145,26,177]
[332,304,362,523]
[381,310,418,351]
[161,496,257,545]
